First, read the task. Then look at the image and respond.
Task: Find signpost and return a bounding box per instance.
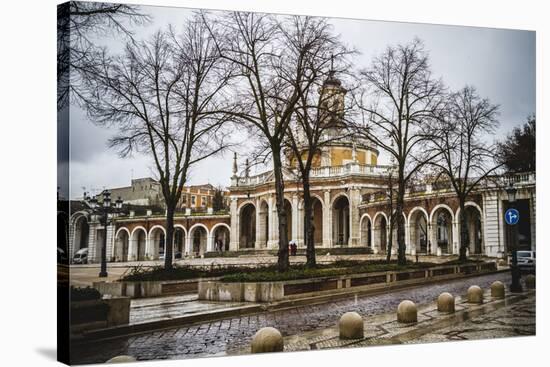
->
[505,183,522,293]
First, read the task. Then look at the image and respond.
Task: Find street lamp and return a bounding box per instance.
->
[506,182,522,293]
[87,191,125,278]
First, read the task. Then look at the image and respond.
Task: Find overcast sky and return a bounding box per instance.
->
[64,5,535,199]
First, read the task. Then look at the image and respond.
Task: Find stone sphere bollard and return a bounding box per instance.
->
[106,355,136,363]
[437,292,455,313]
[467,285,484,304]
[251,327,284,353]
[525,274,536,289]
[491,281,505,299]
[397,300,418,323]
[338,312,364,339]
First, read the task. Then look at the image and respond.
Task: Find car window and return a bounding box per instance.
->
[517,251,531,257]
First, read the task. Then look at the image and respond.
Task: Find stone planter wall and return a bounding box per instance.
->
[93,279,201,299]
[70,296,130,333]
[198,262,497,303]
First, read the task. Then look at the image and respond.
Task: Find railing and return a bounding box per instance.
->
[233,163,396,187]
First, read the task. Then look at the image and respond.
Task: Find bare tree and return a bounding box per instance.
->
[285,46,355,268]
[57,1,150,108]
[430,86,501,261]
[356,39,445,265]
[78,14,234,269]
[207,13,326,272]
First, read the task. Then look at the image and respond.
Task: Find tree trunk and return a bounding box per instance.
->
[458,200,469,262]
[302,177,316,268]
[396,179,407,265]
[272,151,290,272]
[386,215,393,263]
[164,203,175,270]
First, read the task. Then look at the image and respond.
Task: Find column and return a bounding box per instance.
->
[348,187,360,247]
[255,198,262,249]
[106,222,115,262]
[292,194,299,244]
[296,199,304,247]
[323,190,332,247]
[268,196,279,249]
[229,197,239,251]
[87,223,98,263]
[206,230,213,252]
[184,232,192,255]
[452,218,459,255]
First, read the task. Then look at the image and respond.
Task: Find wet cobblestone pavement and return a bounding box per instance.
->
[71,272,514,364]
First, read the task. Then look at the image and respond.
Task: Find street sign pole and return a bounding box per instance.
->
[505,207,522,293]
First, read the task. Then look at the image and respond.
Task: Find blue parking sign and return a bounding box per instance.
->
[505,208,519,225]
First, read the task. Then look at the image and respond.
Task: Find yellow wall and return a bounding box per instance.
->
[290,151,322,168]
[330,147,376,165]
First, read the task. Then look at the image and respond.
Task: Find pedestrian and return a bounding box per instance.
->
[290,241,297,256]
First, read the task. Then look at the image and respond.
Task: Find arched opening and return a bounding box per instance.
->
[131,228,147,261]
[461,206,483,255]
[239,203,256,249]
[311,197,323,247]
[332,195,350,246]
[360,216,372,248]
[149,227,166,260]
[191,226,208,256]
[374,214,387,253]
[114,229,129,262]
[409,209,428,254]
[432,207,453,254]
[284,199,293,242]
[73,215,90,252]
[258,200,269,248]
[174,227,185,259]
[213,225,230,252]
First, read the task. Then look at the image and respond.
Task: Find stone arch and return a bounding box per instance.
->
[332,194,350,246]
[71,212,90,255]
[148,225,166,260]
[373,212,388,253]
[408,207,429,254]
[211,223,231,252]
[430,205,454,255]
[311,196,324,247]
[189,223,209,256]
[173,225,187,259]
[360,213,372,248]
[130,226,147,261]
[455,202,484,255]
[114,227,130,262]
[239,202,256,249]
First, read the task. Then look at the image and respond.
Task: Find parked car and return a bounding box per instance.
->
[517,250,536,272]
[73,248,88,264]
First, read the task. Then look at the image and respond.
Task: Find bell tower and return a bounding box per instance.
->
[320,56,347,129]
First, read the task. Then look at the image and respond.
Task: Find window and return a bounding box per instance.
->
[191,196,196,206]
[202,196,207,206]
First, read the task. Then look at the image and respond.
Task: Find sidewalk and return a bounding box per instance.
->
[230,288,535,354]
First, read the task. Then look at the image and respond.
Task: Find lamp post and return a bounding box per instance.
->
[506,182,522,293]
[88,191,124,278]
